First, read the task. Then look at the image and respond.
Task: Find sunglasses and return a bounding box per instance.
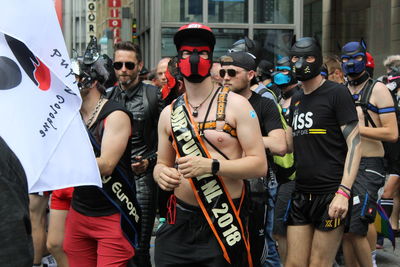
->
[220,69,239,78]
[113,61,136,70]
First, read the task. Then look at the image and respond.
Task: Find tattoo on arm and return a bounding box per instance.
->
[342,121,360,175]
[342,121,358,140]
[348,134,361,174]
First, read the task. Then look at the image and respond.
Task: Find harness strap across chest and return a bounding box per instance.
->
[198,86,237,137]
[197,121,237,137]
[352,79,396,127]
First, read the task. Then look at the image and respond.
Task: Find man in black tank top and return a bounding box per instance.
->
[64,41,135,267]
[284,37,361,267]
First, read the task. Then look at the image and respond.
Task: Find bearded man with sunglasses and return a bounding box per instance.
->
[107,41,164,267]
[154,23,267,267]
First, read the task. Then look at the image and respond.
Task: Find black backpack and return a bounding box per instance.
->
[352,79,400,164]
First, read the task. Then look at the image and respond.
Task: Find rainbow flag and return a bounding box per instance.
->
[374,203,396,249]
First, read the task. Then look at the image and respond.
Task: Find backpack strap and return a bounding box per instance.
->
[258,87,278,103]
[257,87,269,97]
[354,79,378,128]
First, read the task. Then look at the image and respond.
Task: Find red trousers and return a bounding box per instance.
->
[64,208,135,267]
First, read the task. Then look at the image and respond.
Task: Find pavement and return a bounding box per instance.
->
[149,235,400,266]
[374,236,400,267]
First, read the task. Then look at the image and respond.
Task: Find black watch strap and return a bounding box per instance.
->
[212,159,220,175]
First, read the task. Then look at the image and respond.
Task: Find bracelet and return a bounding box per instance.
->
[336,189,350,200]
[339,184,352,194]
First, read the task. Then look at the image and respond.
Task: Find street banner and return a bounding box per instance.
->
[0,0,101,192]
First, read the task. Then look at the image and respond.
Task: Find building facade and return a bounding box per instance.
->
[61,0,399,76]
[322,0,400,76]
[133,0,399,76]
[134,0,305,68]
[63,0,135,56]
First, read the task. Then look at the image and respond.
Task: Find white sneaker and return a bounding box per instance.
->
[371,250,377,267]
[41,254,57,267]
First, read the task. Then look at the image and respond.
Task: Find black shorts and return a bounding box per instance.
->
[384,141,400,175]
[347,157,385,236]
[285,191,345,231]
[155,198,249,267]
[273,181,295,236]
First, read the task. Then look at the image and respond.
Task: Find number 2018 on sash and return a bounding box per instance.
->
[212,203,242,246]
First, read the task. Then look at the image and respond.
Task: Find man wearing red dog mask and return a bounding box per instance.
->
[153,23,267,266]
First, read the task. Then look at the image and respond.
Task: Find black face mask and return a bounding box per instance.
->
[290,37,322,81]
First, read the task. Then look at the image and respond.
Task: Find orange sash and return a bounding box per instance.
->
[170,94,252,266]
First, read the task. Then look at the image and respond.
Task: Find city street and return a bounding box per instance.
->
[149,236,400,266]
[374,237,400,267]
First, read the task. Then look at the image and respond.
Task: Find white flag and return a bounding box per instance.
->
[0,0,101,192]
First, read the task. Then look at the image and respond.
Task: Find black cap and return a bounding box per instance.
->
[258,60,274,73]
[220,51,256,71]
[140,67,149,76]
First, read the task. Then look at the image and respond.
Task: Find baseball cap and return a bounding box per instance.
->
[220,51,256,71]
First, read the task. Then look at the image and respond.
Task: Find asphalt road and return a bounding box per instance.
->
[149,235,400,266]
[374,237,400,267]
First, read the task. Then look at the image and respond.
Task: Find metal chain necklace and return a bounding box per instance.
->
[188,89,213,117]
[86,96,104,127]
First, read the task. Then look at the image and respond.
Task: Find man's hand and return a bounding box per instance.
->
[328,194,349,219]
[176,156,212,178]
[131,155,149,175]
[156,166,181,191]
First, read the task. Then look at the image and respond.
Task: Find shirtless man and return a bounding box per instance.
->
[340,41,398,267]
[153,23,267,267]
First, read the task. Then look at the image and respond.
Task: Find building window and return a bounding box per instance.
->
[254,0,293,24]
[162,0,203,22]
[208,0,248,23]
[253,29,293,63]
[161,27,248,60]
[213,28,248,59]
[161,27,179,57]
[303,0,322,41]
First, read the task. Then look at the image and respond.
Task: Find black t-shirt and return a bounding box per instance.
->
[72,100,133,216]
[289,80,358,193]
[248,91,283,136]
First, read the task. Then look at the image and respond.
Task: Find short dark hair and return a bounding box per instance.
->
[113,41,142,62]
[148,69,157,81]
[323,55,342,74]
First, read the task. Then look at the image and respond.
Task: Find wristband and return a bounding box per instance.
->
[336,189,350,200]
[211,159,220,175]
[339,184,352,193]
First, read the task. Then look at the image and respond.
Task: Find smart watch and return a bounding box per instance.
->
[212,159,220,175]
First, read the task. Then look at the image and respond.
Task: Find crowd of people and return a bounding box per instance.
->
[19,22,400,267]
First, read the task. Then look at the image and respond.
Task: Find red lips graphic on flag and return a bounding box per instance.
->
[4,34,51,91]
[32,57,51,90]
